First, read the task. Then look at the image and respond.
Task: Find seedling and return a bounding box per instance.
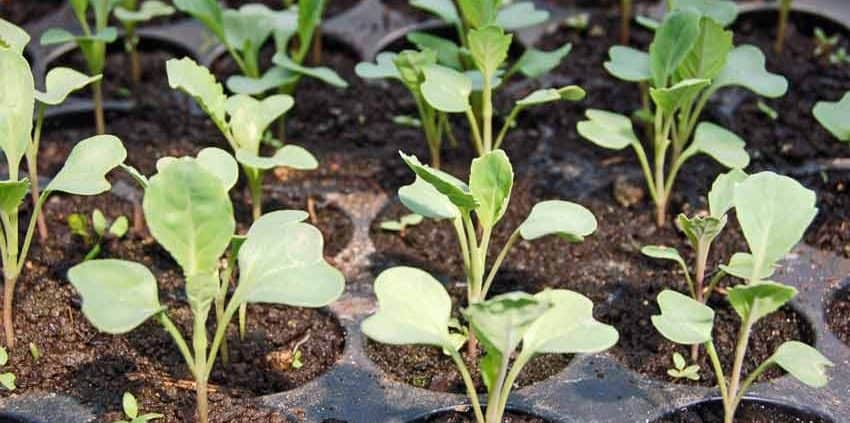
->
[68,209,130,261]
[113,1,175,84]
[813,91,850,142]
[68,149,344,423]
[112,392,163,423]
[28,342,41,362]
[580,7,787,226]
[167,57,319,220]
[652,172,832,423]
[757,100,779,120]
[775,0,793,54]
[0,347,15,390]
[668,352,700,381]
[831,48,850,65]
[0,35,127,348]
[363,266,618,423]
[813,27,839,58]
[380,213,423,236]
[41,0,120,134]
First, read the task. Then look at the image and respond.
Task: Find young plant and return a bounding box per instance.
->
[775,0,793,54]
[0,38,127,348]
[380,213,423,236]
[68,149,343,423]
[813,27,839,59]
[580,7,787,226]
[667,351,700,381]
[0,347,15,391]
[363,266,618,423]
[41,0,120,134]
[113,0,175,85]
[652,172,832,423]
[68,209,130,261]
[112,392,163,423]
[813,91,850,142]
[166,57,318,220]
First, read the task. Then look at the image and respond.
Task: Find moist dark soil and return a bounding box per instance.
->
[414,409,549,423]
[0,0,63,26]
[655,400,832,423]
[1,190,345,422]
[826,284,850,348]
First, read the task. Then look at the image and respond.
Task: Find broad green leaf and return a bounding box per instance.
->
[0,373,15,391]
[652,290,714,345]
[156,147,239,191]
[519,200,597,241]
[641,245,688,274]
[400,151,477,209]
[166,57,227,129]
[410,0,459,23]
[296,0,325,57]
[469,150,513,229]
[398,177,459,220]
[235,145,318,170]
[46,135,127,195]
[143,160,235,275]
[0,180,29,215]
[813,92,850,142]
[733,172,817,277]
[496,2,548,31]
[577,109,639,150]
[708,169,748,217]
[395,49,438,90]
[114,1,175,22]
[68,259,164,334]
[605,46,651,82]
[0,49,33,168]
[516,86,585,106]
[713,45,788,98]
[670,0,738,27]
[123,392,138,419]
[407,32,462,70]
[39,27,118,45]
[650,78,710,116]
[457,0,499,29]
[421,64,472,113]
[0,18,29,53]
[272,53,348,88]
[227,67,296,96]
[727,281,796,322]
[233,212,344,307]
[463,292,550,355]
[677,18,733,80]
[522,289,618,354]
[719,252,775,280]
[173,0,224,41]
[649,9,702,87]
[35,67,101,105]
[479,340,502,392]
[355,52,400,80]
[468,26,512,79]
[380,221,403,231]
[362,266,455,348]
[512,43,572,79]
[769,341,832,388]
[223,5,275,56]
[226,94,294,153]
[110,216,129,238]
[688,122,749,169]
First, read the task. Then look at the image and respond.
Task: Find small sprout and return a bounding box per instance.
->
[667,352,700,381]
[813,27,839,58]
[0,347,15,391]
[112,391,163,423]
[830,47,850,65]
[379,213,423,236]
[69,209,130,261]
[392,115,422,128]
[29,342,41,362]
[757,100,779,120]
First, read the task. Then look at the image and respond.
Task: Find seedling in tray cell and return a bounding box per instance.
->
[112,391,163,423]
[68,208,130,261]
[814,91,850,142]
[114,0,175,84]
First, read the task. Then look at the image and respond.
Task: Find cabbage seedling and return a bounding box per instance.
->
[113,392,162,423]
[113,0,175,84]
[68,149,344,423]
[667,352,700,381]
[166,57,318,220]
[814,91,850,142]
[380,213,423,236]
[0,40,127,348]
[41,0,120,134]
[580,7,787,226]
[652,172,832,423]
[363,266,617,423]
[68,209,129,261]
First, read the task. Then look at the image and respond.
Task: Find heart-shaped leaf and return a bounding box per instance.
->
[355,52,401,80]
[518,200,597,241]
[0,49,33,168]
[227,67,296,96]
[605,46,651,82]
[470,150,513,229]
[727,281,796,323]
[813,91,850,142]
[769,341,833,388]
[35,67,101,105]
[0,180,29,215]
[688,122,749,169]
[649,9,702,87]
[166,57,228,129]
[642,245,688,273]
[577,109,640,150]
[410,0,459,23]
[226,94,294,153]
[399,177,459,220]
[708,169,748,217]
[400,152,477,210]
[496,2,548,30]
[652,290,715,345]
[522,289,618,355]
[511,43,572,79]
[46,135,127,195]
[68,259,164,334]
[114,1,175,22]
[273,53,348,88]
[422,65,472,113]
[0,18,30,53]
[713,45,788,98]
[235,145,318,170]
[463,291,550,355]
[157,147,239,192]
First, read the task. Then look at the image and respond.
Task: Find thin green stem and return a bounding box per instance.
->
[495,352,531,420]
[452,216,473,298]
[465,109,485,156]
[481,230,520,299]
[705,341,728,403]
[17,193,47,271]
[704,270,726,300]
[463,213,483,302]
[494,106,522,151]
[28,104,47,241]
[157,313,196,376]
[726,316,756,421]
[631,142,658,202]
[481,76,494,153]
[450,351,485,423]
[485,334,513,423]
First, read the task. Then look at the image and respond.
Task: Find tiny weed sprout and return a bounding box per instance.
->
[775,0,793,54]
[580,5,787,226]
[112,392,163,423]
[813,91,850,142]
[813,27,839,59]
[362,267,618,423]
[0,33,127,348]
[0,347,15,391]
[667,352,700,381]
[652,172,833,423]
[68,208,130,261]
[41,0,120,134]
[380,213,423,236]
[756,100,778,120]
[114,1,175,84]
[357,0,583,168]
[68,149,344,423]
[167,57,319,220]
[28,342,41,362]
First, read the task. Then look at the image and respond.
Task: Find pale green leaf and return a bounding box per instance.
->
[641,246,688,274]
[708,168,748,217]
[166,57,227,129]
[410,0,459,23]
[813,91,850,142]
[407,32,462,70]
[0,373,15,391]
[223,6,275,57]
[110,216,129,238]
[727,281,796,322]
[670,0,738,27]
[93,209,108,235]
[518,200,597,241]
[463,291,550,355]
[457,0,498,28]
[469,150,513,229]
[719,252,775,280]
[577,109,639,150]
[35,67,101,105]
[713,45,788,98]
[496,2,548,31]
[522,289,618,354]
[114,1,175,22]
[0,18,29,53]
[676,18,733,80]
[235,145,318,170]
[227,67,296,96]
[0,180,30,215]
[355,52,400,80]
[605,46,651,82]
[512,43,571,79]
[123,392,138,419]
[650,78,710,116]
[46,135,127,196]
[400,151,477,209]
[226,94,294,153]
[398,177,459,220]
[770,341,832,388]
[273,53,348,88]
[421,65,472,113]
[0,49,34,168]
[652,290,714,345]
[468,26,512,79]
[173,0,225,41]
[689,122,749,169]
[516,86,585,106]
[649,9,702,87]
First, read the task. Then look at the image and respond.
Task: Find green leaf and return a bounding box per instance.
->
[35,67,101,106]
[512,43,571,79]
[733,172,817,277]
[68,259,164,334]
[157,147,239,192]
[516,86,585,106]
[650,78,711,116]
[0,347,7,366]
[235,145,318,170]
[227,67,296,96]
[400,151,477,210]
[649,9,702,87]
[469,150,513,229]
[518,200,597,241]
[173,0,224,41]
[226,94,294,153]
[577,109,639,150]
[421,65,472,113]
[813,91,850,142]
[651,290,715,345]
[0,180,30,215]
[605,46,651,82]
[496,2,548,31]
[479,341,502,392]
[123,392,139,419]
[0,373,15,391]
[727,281,796,322]
[272,53,348,88]
[223,6,275,57]
[468,26,512,79]
[355,52,401,80]
[362,267,456,349]
[166,57,227,130]
[114,1,175,22]
[676,214,726,248]
[0,49,34,169]
[407,32,462,70]
[398,177,459,220]
[713,45,788,98]
[143,160,235,275]
[707,169,748,217]
[670,0,738,27]
[93,209,108,235]
[110,216,129,238]
[46,135,127,196]
[522,289,618,354]
[0,18,30,53]
[676,18,733,80]
[401,214,424,226]
[395,49,438,90]
[641,245,688,274]
[673,352,686,370]
[769,341,833,388]
[688,122,749,169]
[719,252,775,280]
[296,0,325,56]
[463,292,550,355]
[410,0,459,24]
[232,211,344,307]
[40,27,118,45]
[457,0,499,28]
